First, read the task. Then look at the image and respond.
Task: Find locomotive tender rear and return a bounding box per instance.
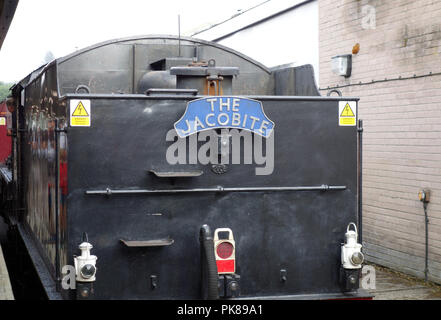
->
[1,35,368,299]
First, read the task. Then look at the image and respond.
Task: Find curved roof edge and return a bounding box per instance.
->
[0,0,19,51]
[56,34,271,74]
[14,59,55,90]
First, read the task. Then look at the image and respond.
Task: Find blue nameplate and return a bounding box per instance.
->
[174,97,275,138]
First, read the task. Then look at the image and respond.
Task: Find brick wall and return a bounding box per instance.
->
[319,0,441,283]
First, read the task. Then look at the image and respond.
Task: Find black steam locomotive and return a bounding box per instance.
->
[0,35,370,299]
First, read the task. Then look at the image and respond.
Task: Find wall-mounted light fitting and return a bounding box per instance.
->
[331,54,352,77]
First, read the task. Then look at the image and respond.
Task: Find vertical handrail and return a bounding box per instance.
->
[358,119,363,244]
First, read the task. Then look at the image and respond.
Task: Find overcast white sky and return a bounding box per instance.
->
[0,0,263,83]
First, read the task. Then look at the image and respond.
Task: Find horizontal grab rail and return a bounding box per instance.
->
[85,185,346,196]
[145,88,198,96]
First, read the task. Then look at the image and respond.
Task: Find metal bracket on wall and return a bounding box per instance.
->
[120,239,174,247]
[149,170,203,178]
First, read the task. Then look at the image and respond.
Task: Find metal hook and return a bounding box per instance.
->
[327,89,342,96]
[75,85,91,94]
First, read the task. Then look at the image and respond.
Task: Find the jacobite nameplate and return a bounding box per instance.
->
[174,97,274,138]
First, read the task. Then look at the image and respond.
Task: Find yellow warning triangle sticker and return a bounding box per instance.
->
[340,103,355,117]
[72,101,89,116]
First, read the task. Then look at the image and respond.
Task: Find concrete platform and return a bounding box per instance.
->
[367,264,441,300]
[0,243,14,300]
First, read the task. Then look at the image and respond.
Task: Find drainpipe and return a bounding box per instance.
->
[424,201,429,281]
[418,189,430,281]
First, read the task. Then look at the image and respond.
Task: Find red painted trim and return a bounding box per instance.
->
[0,102,11,163]
[216,259,235,274]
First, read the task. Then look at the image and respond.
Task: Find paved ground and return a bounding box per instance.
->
[0,244,14,300]
[367,264,441,300]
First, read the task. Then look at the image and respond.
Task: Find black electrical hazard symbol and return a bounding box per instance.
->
[340,103,355,117]
[72,101,89,117]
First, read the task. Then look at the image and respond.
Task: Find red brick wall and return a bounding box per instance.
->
[319,0,441,283]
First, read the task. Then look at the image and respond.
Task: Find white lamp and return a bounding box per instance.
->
[331,54,352,77]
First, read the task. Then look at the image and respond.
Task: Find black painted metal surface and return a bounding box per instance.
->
[3,35,364,299]
[64,95,358,299]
